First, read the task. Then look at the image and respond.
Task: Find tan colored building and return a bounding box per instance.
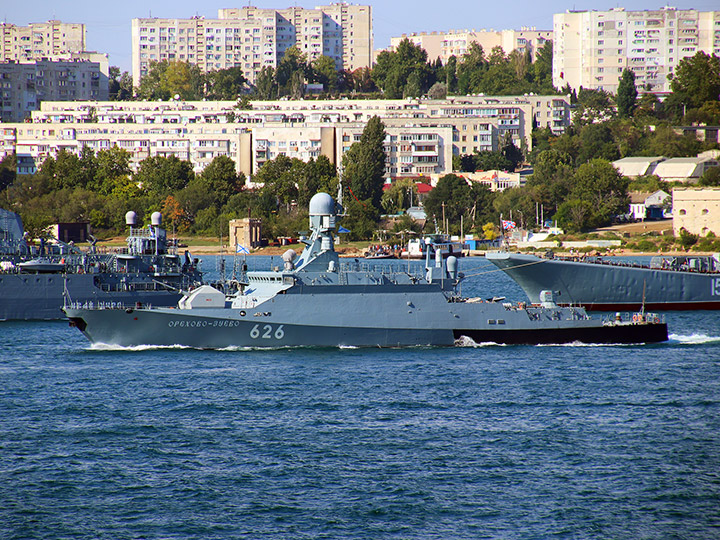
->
[0,59,108,122]
[229,218,262,250]
[673,187,720,236]
[132,4,372,87]
[0,20,86,62]
[553,7,720,93]
[4,94,571,177]
[389,28,552,63]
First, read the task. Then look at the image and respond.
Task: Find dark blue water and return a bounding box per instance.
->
[2,256,720,539]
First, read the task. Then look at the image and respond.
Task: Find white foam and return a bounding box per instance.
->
[454,336,505,347]
[669,333,720,345]
[89,343,193,351]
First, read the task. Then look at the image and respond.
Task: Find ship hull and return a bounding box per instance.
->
[64,286,668,348]
[0,273,185,320]
[486,252,720,311]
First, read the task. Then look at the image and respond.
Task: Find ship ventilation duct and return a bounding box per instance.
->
[447,256,458,280]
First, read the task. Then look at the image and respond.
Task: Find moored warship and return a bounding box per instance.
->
[64,194,668,348]
[0,209,202,320]
[486,251,720,311]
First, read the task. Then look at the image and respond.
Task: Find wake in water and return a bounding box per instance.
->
[454,336,506,347]
[669,332,720,345]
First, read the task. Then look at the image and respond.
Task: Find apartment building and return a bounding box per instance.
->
[0,20,86,62]
[4,94,570,177]
[0,59,108,122]
[553,7,720,93]
[132,4,372,87]
[389,28,552,63]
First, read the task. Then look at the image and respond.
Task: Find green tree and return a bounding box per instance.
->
[342,116,387,209]
[670,51,720,110]
[532,41,554,92]
[570,158,629,228]
[699,166,720,187]
[108,66,134,100]
[276,46,308,97]
[641,125,702,157]
[616,68,638,118]
[255,66,277,100]
[456,43,486,94]
[254,154,302,212]
[574,88,616,125]
[91,146,133,195]
[134,155,195,197]
[500,134,523,170]
[422,174,472,232]
[0,153,16,191]
[136,60,204,100]
[310,55,339,93]
[473,151,512,172]
[381,178,418,214]
[198,155,245,206]
[297,155,337,208]
[372,38,434,99]
[39,149,85,190]
[205,67,248,100]
[554,199,594,232]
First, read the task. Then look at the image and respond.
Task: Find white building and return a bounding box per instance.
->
[612,156,665,178]
[0,20,86,62]
[653,156,718,183]
[0,59,108,122]
[2,95,570,177]
[132,4,372,87]
[388,28,552,64]
[553,7,720,93]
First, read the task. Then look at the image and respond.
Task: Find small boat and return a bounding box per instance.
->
[364,250,396,260]
[17,259,66,273]
[401,234,465,259]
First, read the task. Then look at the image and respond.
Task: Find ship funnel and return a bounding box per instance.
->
[125,211,137,227]
[151,212,162,226]
[447,256,458,280]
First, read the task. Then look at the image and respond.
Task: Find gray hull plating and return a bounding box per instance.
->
[486,252,720,310]
[0,273,186,320]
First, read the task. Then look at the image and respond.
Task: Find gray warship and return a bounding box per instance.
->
[63,193,668,348]
[486,251,720,311]
[0,208,202,320]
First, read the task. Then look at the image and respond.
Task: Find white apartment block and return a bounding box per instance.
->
[132,4,372,87]
[388,28,552,63]
[0,20,86,62]
[553,7,720,93]
[3,95,570,177]
[0,59,108,122]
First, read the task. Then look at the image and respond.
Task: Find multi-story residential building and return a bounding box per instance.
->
[0,20,86,62]
[553,7,720,93]
[131,4,372,87]
[3,94,571,177]
[0,59,108,122]
[388,28,552,63]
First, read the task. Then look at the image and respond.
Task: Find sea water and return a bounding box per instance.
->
[1,256,719,539]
